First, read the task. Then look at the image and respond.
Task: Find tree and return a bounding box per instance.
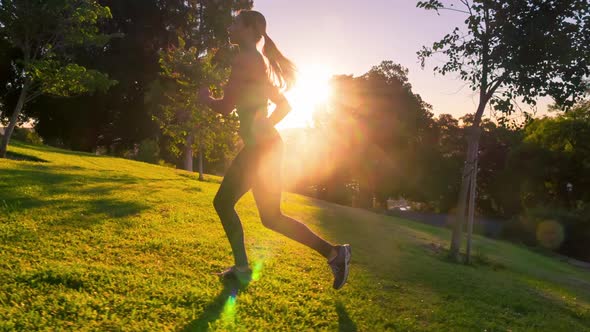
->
[427,114,465,213]
[21,0,251,154]
[474,118,523,218]
[512,101,590,206]
[148,1,251,175]
[307,61,435,208]
[148,41,238,177]
[0,0,117,158]
[501,101,590,261]
[417,0,590,263]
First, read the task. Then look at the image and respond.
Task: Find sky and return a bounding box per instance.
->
[253,0,551,127]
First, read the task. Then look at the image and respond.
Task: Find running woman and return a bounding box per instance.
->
[198,10,351,289]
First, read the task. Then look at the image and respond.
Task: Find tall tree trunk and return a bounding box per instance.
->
[0,82,29,158]
[450,114,484,262]
[183,131,194,172]
[465,137,479,264]
[449,138,474,261]
[452,5,493,261]
[198,142,204,181]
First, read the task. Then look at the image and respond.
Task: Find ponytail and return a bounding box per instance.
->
[236,10,296,91]
[262,33,297,91]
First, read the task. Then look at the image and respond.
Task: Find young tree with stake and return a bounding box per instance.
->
[417,0,590,262]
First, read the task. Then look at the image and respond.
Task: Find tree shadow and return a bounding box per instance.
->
[11,141,103,158]
[0,164,149,228]
[336,301,358,332]
[5,150,48,162]
[181,278,248,332]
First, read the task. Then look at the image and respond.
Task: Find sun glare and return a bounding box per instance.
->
[276,65,333,129]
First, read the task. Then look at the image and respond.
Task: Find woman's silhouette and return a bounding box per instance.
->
[199,10,350,289]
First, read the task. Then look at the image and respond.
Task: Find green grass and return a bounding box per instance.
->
[1,140,590,331]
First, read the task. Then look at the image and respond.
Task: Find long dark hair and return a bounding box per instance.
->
[238,10,297,91]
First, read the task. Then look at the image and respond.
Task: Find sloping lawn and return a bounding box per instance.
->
[1,141,589,331]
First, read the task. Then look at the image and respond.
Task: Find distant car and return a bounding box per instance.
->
[386,198,410,211]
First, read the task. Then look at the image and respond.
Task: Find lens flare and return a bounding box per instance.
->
[217,262,263,328]
[220,291,237,326]
[536,220,565,249]
[251,260,263,281]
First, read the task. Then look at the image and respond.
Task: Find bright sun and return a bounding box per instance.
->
[275,65,333,129]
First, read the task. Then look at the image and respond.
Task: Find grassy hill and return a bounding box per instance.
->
[1,141,590,331]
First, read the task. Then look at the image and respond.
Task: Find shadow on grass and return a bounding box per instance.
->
[6,151,48,162]
[0,164,149,228]
[10,141,103,158]
[182,279,248,332]
[336,301,358,332]
[16,268,85,291]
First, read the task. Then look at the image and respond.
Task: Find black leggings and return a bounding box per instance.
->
[213,137,334,267]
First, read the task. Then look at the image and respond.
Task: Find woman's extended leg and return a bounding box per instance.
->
[249,139,351,289]
[251,140,335,258]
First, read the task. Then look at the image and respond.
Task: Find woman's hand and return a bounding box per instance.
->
[198,87,211,106]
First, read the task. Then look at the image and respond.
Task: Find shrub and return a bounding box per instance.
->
[503,206,590,261]
[11,127,43,145]
[137,139,160,164]
[158,159,176,168]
